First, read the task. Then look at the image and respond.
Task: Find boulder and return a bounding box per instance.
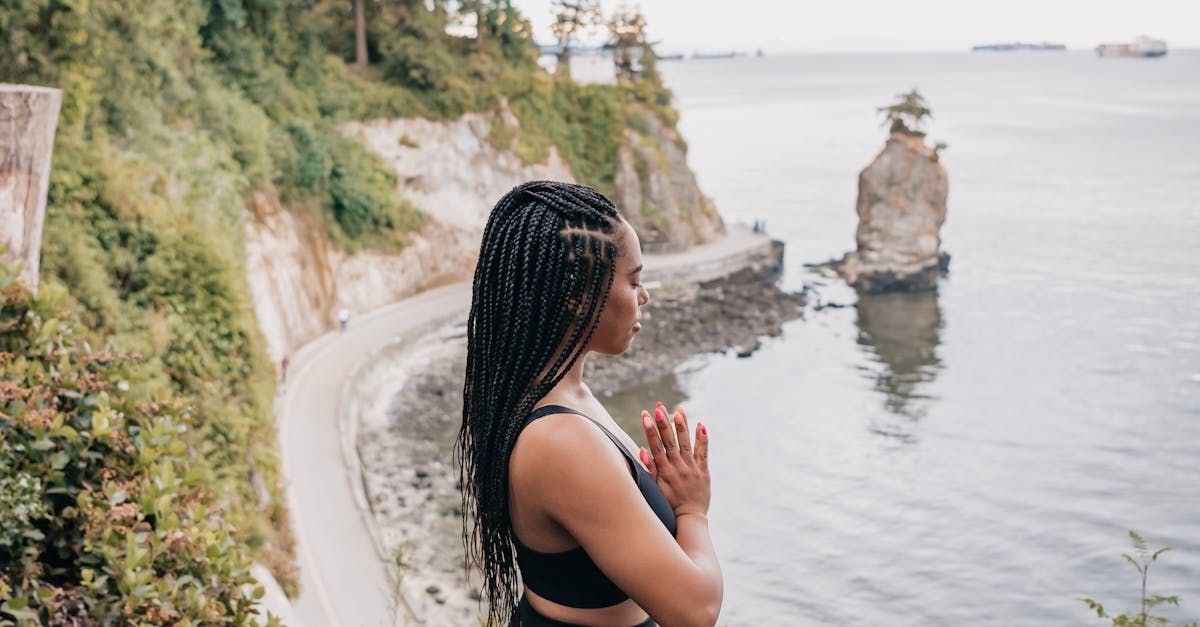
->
[837,130,949,292]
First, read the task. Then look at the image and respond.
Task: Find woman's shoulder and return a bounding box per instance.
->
[510,410,630,491]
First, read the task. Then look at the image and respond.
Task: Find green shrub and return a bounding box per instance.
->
[0,262,273,625]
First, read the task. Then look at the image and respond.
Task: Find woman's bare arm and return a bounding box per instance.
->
[520,414,723,626]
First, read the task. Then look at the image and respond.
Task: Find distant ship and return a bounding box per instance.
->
[1096,35,1167,58]
[972,41,1066,52]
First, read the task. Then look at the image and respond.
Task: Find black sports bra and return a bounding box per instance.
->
[511,404,678,608]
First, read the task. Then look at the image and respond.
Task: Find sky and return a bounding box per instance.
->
[513,0,1200,53]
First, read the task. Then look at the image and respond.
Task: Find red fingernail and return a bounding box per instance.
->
[654,408,665,421]
[699,424,707,436]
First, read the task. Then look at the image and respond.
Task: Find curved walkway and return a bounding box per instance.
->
[281,224,769,625]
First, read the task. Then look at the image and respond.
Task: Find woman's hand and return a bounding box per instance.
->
[638,401,710,518]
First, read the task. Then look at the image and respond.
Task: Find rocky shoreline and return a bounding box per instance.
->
[355,264,804,624]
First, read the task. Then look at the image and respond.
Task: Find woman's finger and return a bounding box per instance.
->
[654,402,678,460]
[673,405,692,456]
[694,421,709,471]
[639,447,657,480]
[641,410,665,464]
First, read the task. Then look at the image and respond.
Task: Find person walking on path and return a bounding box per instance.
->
[454,180,723,626]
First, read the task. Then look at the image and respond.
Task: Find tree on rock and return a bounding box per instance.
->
[837,88,950,293]
[877,88,933,135]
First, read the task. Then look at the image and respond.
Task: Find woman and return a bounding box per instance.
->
[455,181,723,626]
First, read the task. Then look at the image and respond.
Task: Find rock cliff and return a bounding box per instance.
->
[837,130,949,292]
[244,103,724,364]
[614,104,725,252]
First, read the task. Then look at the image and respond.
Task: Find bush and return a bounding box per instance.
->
[0,262,272,624]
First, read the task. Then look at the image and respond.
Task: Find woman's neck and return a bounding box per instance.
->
[545,350,592,404]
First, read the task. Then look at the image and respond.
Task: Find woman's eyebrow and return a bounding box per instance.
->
[629,264,643,274]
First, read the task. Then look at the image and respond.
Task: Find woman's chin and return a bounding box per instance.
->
[592,338,634,357]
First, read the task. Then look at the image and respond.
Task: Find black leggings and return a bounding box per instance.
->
[511,595,655,627]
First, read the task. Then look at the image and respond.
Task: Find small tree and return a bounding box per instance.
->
[608,5,648,81]
[877,87,933,135]
[459,0,532,58]
[1080,530,1199,627]
[551,0,601,78]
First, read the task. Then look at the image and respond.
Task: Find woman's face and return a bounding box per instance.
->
[589,219,650,356]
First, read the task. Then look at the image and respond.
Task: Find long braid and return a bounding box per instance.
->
[455,180,625,625]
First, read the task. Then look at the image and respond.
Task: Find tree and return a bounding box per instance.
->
[460,0,533,58]
[877,87,933,135]
[551,0,601,78]
[456,0,488,45]
[608,5,648,81]
[354,0,367,68]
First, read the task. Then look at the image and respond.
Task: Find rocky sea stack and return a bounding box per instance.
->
[837,90,950,293]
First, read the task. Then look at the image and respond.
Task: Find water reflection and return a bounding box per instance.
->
[855,290,944,437]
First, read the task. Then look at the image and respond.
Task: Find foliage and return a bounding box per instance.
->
[0,261,275,625]
[877,87,933,135]
[1080,531,1198,627]
[933,141,949,162]
[608,6,647,82]
[551,0,602,77]
[506,74,625,197]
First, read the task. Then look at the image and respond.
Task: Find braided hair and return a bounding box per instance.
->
[455,180,626,624]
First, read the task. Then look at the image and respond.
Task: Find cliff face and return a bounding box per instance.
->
[244,107,572,363]
[245,103,725,363]
[342,106,574,233]
[614,104,725,252]
[243,190,478,364]
[837,130,950,292]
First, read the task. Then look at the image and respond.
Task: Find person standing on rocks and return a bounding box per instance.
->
[454,180,723,626]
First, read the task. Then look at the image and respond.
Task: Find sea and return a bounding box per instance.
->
[601,49,1200,625]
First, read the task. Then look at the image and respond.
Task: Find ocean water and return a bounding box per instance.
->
[604,50,1200,625]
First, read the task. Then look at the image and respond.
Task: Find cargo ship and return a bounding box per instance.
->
[1096,35,1167,58]
[972,41,1066,52]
